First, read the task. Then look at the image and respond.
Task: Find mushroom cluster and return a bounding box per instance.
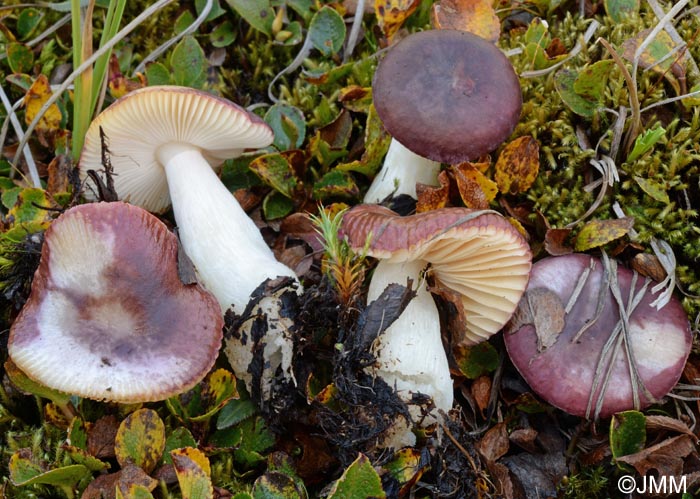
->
[505,254,692,419]
[343,205,531,446]
[9,202,222,403]
[78,86,301,396]
[365,29,522,202]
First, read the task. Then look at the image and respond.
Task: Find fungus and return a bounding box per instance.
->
[342,205,531,446]
[79,86,301,396]
[365,29,522,202]
[504,254,692,419]
[8,202,222,403]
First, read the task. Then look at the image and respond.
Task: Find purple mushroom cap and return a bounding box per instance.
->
[504,254,691,419]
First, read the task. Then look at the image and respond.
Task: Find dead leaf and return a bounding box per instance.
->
[622,29,685,95]
[108,53,145,99]
[646,415,697,439]
[450,162,498,209]
[430,0,500,43]
[24,74,62,145]
[477,422,509,463]
[506,287,565,352]
[495,136,540,195]
[544,227,573,256]
[416,170,450,213]
[630,252,667,283]
[616,434,696,477]
[471,375,491,415]
[509,428,538,453]
[117,464,159,495]
[574,217,635,251]
[87,415,119,459]
[374,0,421,41]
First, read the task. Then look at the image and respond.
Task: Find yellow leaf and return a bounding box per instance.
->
[574,217,635,251]
[114,409,166,474]
[431,0,500,43]
[495,136,540,194]
[451,162,498,209]
[24,75,62,135]
[374,0,421,40]
[171,447,214,499]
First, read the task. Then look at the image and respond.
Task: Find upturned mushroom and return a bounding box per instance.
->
[365,29,522,202]
[504,254,692,419]
[8,202,222,403]
[342,205,531,446]
[79,86,301,396]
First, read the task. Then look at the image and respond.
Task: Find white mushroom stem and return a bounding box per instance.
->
[367,259,453,448]
[157,142,299,393]
[363,139,441,203]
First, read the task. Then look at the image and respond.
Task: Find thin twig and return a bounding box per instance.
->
[343,0,365,63]
[12,0,175,166]
[0,85,41,187]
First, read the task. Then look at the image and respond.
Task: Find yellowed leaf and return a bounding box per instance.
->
[574,217,635,251]
[495,136,540,194]
[374,0,421,41]
[114,409,165,474]
[431,0,500,43]
[450,162,498,209]
[171,447,214,499]
[416,170,450,213]
[24,74,61,136]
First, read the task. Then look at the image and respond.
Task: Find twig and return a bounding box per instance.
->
[343,0,365,63]
[0,85,41,187]
[268,36,314,103]
[12,0,175,167]
[133,0,213,74]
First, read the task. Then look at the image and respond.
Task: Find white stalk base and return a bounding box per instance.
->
[367,259,453,448]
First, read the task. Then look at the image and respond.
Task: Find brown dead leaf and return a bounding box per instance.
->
[477,422,509,463]
[450,162,498,209]
[81,471,120,499]
[87,415,119,459]
[495,136,540,195]
[506,287,565,352]
[471,375,492,415]
[416,170,450,213]
[646,415,697,439]
[24,75,62,145]
[430,0,500,43]
[509,428,538,453]
[46,154,73,196]
[631,252,667,283]
[117,464,159,495]
[544,227,573,256]
[374,0,421,41]
[616,435,696,477]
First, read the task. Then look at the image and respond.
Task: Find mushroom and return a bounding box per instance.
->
[342,205,531,446]
[504,254,692,419]
[8,202,222,403]
[78,86,301,396]
[365,29,522,202]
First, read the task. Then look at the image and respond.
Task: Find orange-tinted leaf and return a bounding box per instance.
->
[431,0,500,43]
[450,162,498,209]
[108,54,144,99]
[416,170,450,213]
[471,375,492,414]
[495,136,540,194]
[630,252,666,282]
[114,409,166,474]
[24,74,61,137]
[374,0,421,41]
[171,447,214,499]
[574,217,634,251]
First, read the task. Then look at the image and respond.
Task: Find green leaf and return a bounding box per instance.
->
[63,445,110,472]
[196,0,226,21]
[308,7,346,57]
[252,472,303,499]
[145,62,172,86]
[610,410,646,460]
[313,170,360,201]
[554,68,598,118]
[249,153,300,198]
[115,408,166,474]
[265,104,306,150]
[633,176,670,204]
[604,0,639,22]
[7,43,35,74]
[7,188,50,225]
[225,0,274,35]
[175,10,197,35]
[209,426,244,448]
[171,36,208,89]
[67,417,89,450]
[626,126,665,163]
[263,191,295,220]
[235,417,276,468]
[10,450,90,487]
[337,104,391,176]
[164,427,198,465]
[572,60,614,101]
[276,21,303,46]
[17,9,44,40]
[328,454,386,499]
[286,0,313,22]
[454,342,499,379]
[210,20,237,47]
[217,398,257,429]
[5,359,72,407]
